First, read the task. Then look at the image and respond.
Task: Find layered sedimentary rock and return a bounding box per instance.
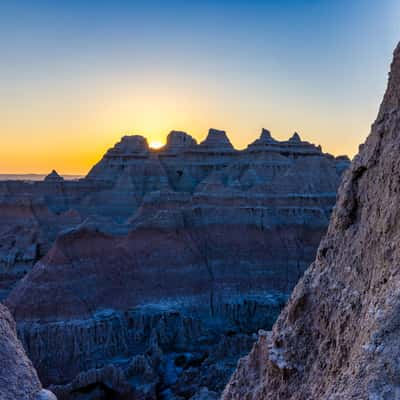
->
[222,43,400,400]
[0,129,347,299]
[0,180,83,299]
[199,128,234,150]
[163,130,197,153]
[4,128,349,399]
[0,304,56,400]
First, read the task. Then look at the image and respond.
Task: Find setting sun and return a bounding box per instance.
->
[149,140,164,149]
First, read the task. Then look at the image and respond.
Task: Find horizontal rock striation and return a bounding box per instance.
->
[4,128,349,398]
[222,42,400,400]
[0,129,347,299]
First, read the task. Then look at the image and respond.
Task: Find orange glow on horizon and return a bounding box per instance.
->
[0,76,376,175]
[0,123,363,176]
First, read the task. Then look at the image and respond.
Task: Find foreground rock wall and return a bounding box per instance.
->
[0,304,56,400]
[222,42,400,400]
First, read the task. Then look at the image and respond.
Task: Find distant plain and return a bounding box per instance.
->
[0,174,83,181]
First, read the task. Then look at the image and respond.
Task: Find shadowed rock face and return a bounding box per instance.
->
[4,129,349,399]
[163,130,197,153]
[0,304,56,400]
[222,42,400,400]
[199,128,234,150]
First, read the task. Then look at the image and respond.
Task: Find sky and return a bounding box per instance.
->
[0,0,399,175]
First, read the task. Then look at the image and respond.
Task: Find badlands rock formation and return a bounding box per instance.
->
[222,43,400,400]
[0,129,347,299]
[4,128,348,399]
[0,303,56,400]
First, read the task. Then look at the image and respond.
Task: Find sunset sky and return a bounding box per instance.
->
[1,0,399,175]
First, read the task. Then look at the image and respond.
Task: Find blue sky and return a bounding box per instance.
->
[0,0,399,173]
